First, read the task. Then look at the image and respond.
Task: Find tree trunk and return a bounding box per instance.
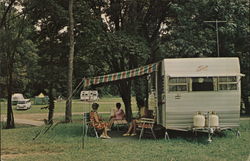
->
[242,83,250,115]
[118,80,132,122]
[6,90,15,128]
[134,77,147,109]
[65,0,74,123]
[6,58,14,129]
[241,76,250,115]
[48,84,54,124]
[243,96,250,115]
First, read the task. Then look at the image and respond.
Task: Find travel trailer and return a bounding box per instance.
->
[155,58,243,132]
[80,57,243,136]
[11,93,24,105]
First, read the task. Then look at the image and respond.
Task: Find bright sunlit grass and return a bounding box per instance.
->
[0,97,138,114]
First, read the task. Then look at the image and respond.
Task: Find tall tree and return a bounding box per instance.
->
[65,0,75,122]
[101,0,170,113]
[0,0,17,129]
[26,0,68,123]
[71,0,172,119]
[86,32,150,121]
[0,0,37,128]
[159,0,250,114]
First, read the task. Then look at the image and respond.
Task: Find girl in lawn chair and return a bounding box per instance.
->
[123,105,154,136]
[90,103,111,139]
[108,103,126,128]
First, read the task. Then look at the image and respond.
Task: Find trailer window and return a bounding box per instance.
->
[192,77,214,91]
[218,76,237,90]
[168,77,188,92]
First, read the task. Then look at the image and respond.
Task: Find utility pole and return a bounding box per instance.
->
[204,20,226,57]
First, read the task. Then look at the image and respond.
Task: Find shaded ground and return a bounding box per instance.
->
[1,119,250,161]
[0,112,110,126]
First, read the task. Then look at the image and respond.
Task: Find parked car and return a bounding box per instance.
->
[16,99,31,110]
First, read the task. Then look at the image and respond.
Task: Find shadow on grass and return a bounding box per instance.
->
[36,121,240,145]
[167,130,211,144]
[41,122,83,138]
[135,124,238,144]
[164,129,239,145]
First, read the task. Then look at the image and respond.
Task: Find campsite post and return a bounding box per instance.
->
[204,20,227,57]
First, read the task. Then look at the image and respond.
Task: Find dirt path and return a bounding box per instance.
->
[0,112,111,126]
[0,113,76,126]
[1,114,46,126]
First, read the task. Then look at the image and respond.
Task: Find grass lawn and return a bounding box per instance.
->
[1,97,250,161]
[1,119,250,161]
[0,97,138,114]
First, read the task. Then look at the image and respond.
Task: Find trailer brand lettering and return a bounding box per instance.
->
[196,65,208,72]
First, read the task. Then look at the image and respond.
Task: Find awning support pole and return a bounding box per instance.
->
[155,70,158,122]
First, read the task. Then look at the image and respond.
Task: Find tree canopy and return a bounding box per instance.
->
[1,0,249,126]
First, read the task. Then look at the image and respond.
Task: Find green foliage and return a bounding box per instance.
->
[25,0,69,97]
[0,0,38,98]
[1,0,249,112]
[87,32,149,73]
[159,0,250,113]
[160,0,249,58]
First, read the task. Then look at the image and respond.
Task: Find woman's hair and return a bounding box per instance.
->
[92,103,99,110]
[116,103,121,109]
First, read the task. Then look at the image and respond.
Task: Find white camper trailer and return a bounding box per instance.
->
[155,58,243,132]
[80,90,99,101]
[11,93,24,105]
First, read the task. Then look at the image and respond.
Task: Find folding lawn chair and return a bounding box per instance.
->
[113,119,128,132]
[86,122,100,138]
[84,112,99,138]
[137,118,156,141]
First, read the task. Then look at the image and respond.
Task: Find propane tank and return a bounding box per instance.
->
[209,111,219,127]
[205,111,219,127]
[193,112,205,128]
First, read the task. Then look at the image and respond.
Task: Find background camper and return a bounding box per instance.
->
[80,90,99,101]
[11,93,24,105]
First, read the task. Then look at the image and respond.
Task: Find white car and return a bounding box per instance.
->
[16,99,31,110]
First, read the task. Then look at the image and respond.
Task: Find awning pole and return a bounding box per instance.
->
[155,70,158,123]
[82,92,85,149]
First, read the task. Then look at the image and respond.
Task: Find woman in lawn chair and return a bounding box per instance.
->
[123,105,154,136]
[108,103,126,128]
[90,103,111,139]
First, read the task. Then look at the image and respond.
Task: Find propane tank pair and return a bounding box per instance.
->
[193,111,219,128]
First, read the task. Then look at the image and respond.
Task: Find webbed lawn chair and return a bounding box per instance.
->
[137,118,156,140]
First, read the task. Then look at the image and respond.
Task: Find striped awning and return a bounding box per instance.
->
[83,63,158,87]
